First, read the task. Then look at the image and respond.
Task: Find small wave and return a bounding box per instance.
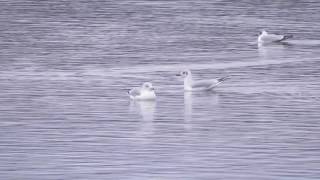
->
[109,58,311,75]
[287,39,320,46]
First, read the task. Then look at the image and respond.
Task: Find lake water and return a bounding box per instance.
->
[1,0,320,179]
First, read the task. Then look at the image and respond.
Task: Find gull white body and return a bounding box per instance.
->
[128,82,156,100]
[178,70,228,91]
[258,30,292,44]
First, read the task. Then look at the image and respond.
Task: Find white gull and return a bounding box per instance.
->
[128,82,156,100]
[176,70,229,91]
[258,30,293,44]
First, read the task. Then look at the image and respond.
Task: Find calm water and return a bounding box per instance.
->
[1,1,320,179]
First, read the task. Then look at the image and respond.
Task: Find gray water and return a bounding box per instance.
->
[1,1,320,179]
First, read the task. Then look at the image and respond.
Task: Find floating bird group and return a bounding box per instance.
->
[128,69,229,100]
[129,30,293,100]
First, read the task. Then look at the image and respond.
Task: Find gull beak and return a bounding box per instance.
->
[176,74,181,76]
[150,87,155,91]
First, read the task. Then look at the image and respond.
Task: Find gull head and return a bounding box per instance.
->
[259,30,267,35]
[176,69,191,78]
[142,82,155,91]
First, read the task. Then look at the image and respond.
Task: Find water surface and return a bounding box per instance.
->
[1,0,320,179]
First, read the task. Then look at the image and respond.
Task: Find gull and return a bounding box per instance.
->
[176,70,229,91]
[128,82,156,100]
[258,30,293,44]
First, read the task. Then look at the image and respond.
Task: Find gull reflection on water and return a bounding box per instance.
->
[184,91,193,130]
[130,100,156,138]
[184,91,220,130]
[258,42,291,60]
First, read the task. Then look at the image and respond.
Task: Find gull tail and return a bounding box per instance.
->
[217,76,230,83]
[280,34,293,41]
[207,76,230,90]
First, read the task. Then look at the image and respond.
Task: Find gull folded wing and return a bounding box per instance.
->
[191,79,219,89]
[128,88,141,97]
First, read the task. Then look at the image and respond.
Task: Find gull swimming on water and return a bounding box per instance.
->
[258,30,293,44]
[128,82,156,100]
[176,70,229,91]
